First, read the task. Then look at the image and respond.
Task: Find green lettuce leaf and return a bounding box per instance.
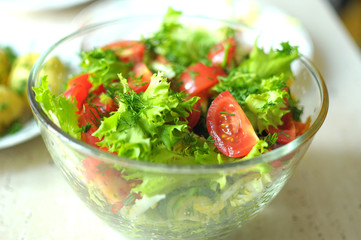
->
[121,166,226,197]
[214,74,289,132]
[236,140,274,176]
[119,141,272,198]
[213,42,299,133]
[244,89,289,132]
[93,72,199,161]
[143,7,218,77]
[33,76,80,139]
[242,140,269,160]
[80,48,131,89]
[240,41,299,79]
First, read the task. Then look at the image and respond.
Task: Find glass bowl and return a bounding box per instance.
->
[28,14,328,240]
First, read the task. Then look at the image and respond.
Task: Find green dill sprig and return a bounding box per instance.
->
[79,123,92,133]
[220,111,235,116]
[96,163,109,176]
[264,133,278,147]
[206,135,215,143]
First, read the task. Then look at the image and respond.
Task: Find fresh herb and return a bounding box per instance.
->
[95,163,109,176]
[206,135,215,143]
[220,111,235,116]
[278,131,290,138]
[78,123,92,133]
[88,103,107,127]
[264,133,278,147]
[123,193,136,206]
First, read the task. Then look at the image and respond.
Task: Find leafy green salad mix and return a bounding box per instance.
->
[33,8,309,230]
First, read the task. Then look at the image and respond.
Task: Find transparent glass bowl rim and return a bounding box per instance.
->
[28,14,329,174]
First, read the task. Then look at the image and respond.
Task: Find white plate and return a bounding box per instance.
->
[0,0,92,12]
[72,0,313,59]
[0,118,40,149]
[0,7,64,149]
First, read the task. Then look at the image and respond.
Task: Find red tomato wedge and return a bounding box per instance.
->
[154,54,169,64]
[186,97,202,128]
[207,90,259,157]
[103,40,145,63]
[81,158,139,211]
[179,63,226,98]
[78,97,116,148]
[92,83,106,95]
[78,103,103,147]
[63,73,92,110]
[267,112,296,144]
[91,95,117,113]
[295,116,311,137]
[128,62,152,93]
[186,92,210,128]
[208,38,236,67]
[67,73,92,89]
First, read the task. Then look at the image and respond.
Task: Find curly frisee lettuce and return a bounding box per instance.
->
[93,72,200,162]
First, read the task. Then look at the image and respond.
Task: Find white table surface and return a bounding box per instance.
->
[1,0,361,239]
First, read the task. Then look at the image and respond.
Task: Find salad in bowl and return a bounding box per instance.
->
[28,8,328,240]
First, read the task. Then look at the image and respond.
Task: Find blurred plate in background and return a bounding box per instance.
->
[0,119,40,150]
[72,0,314,59]
[0,0,93,12]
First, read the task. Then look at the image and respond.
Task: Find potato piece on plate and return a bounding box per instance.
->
[0,85,24,133]
[40,56,68,95]
[9,53,40,100]
[9,53,67,108]
[0,48,12,85]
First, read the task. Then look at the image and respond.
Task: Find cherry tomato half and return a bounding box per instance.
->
[103,40,145,63]
[208,38,236,67]
[154,55,169,64]
[179,62,226,98]
[78,95,116,148]
[207,90,259,157]
[92,83,106,96]
[92,95,117,113]
[63,73,92,110]
[81,158,138,211]
[185,97,202,128]
[267,112,296,144]
[78,103,103,147]
[128,62,152,93]
[295,116,311,137]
